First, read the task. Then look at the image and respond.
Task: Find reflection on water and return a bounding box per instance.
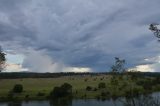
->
[49,98,72,106]
[122,94,160,106]
[0,99,122,106]
[8,102,22,106]
[0,93,159,106]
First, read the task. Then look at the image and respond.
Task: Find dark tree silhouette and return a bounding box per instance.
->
[98,82,106,89]
[149,23,160,41]
[121,95,160,106]
[111,57,125,73]
[0,46,6,72]
[50,83,72,98]
[13,84,23,93]
[110,57,126,98]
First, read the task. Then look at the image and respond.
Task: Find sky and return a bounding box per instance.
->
[0,0,160,72]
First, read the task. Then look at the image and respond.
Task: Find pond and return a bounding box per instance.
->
[0,99,123,106]
[0,92,159,106]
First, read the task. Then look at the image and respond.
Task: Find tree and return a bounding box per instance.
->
[0,46,6,72]
[110,57,126,85]
[111,57,125,73]
[110,57,125,96]
[86,86,92,91]
[122,95,160,106]
[51,87,63,97]
[50,83,72,98]
[61,83,72,95]
[13,84,23,93]
[98,82,106,89]
[149,23,160,40]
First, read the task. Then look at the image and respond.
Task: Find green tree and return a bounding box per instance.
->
[13,84,23,93]
[98,82,106,89]
[50,83,72,98]
[86,86,92,91]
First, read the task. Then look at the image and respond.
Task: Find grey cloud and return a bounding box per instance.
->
[0,0,160,72]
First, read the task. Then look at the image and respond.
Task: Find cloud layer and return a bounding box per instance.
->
[1,0,160,72]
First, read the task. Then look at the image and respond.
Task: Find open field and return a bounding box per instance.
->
[0,74,160,101]
[0,75,110,99]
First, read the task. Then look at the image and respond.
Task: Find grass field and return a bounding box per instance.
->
[0,75,159,101]
[0,75,110,99]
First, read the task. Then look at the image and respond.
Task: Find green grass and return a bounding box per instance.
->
[0,76,109,99]
[0,75,159,101]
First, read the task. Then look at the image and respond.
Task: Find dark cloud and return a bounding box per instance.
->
[0,0,160,72]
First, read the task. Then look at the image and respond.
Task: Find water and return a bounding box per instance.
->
[0,99,123,106]
[0,92,159,106]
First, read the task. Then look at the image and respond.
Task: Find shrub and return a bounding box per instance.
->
[137,80,152,91]
[61,83,72,94]
[37,92,45,96]
[96,95,100,100]
[50,83,72,98]
[101,92,107,97]
[86,86,92,91]
[93,88,98,91]
[8,92,14,99]
[13,84,23,93]
[75,90,78,94]
[100,78,104,81]
[125,87,141,98]
[93,78,97,81]
[51,87,62,97]
[84,78,88,82]
[25,95,29,99]
[98,82,106,89]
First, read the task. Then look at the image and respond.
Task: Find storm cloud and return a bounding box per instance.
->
[0,0,160,72]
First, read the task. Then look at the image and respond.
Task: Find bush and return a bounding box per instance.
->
[125,87,141,98]
[93,88,98,91]
[101,92,107,97]
[25,95,29,99]
[37,92,45,96]
[84,78,88,82]
[86,86,92,91]
[8,92,14,99]
[98,82,106,89]
[13,84,23,93]
[50,83,72,98]
[61,83,72,94]
[136,80,153,91]
[93,78,97,81]
[95,95,100,100]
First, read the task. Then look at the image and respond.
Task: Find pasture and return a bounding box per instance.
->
[0,74,159,101]
[0,75,111,99]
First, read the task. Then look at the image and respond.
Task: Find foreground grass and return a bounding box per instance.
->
[0,75,160,101]
[0,75,108,99]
